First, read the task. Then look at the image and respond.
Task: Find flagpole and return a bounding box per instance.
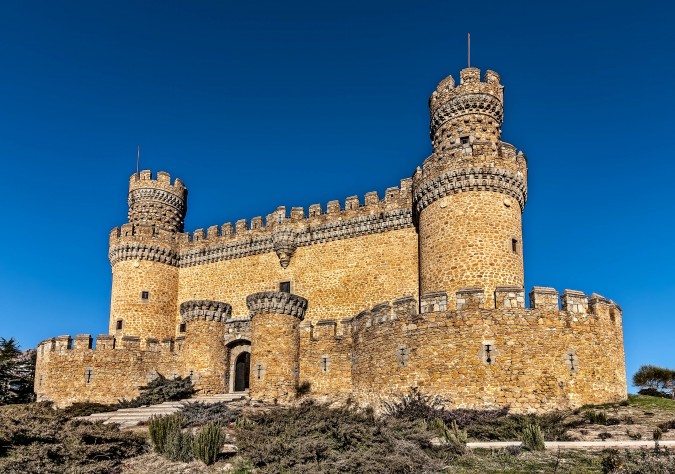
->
[136,145,140,175]
[468,32,471,68]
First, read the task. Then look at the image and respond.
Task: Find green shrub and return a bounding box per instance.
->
[59,401,114,417]
[179,401,240,427]
[428,418,467,451]
[192,421,226,465]
[118,374,194,408]
[653,427,663,441]
[521,423,545,451]
[165,427,194,462]
[148,413,184,454]
[584,410,608,424]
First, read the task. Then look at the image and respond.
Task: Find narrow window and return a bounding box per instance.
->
[116,319,123,331]
[484,344,493,364]
[511,239,518,254]
[85,368,93,384]
[279,281,291,293]
[141,291,149,300]
[460,136,470,145]
[320,355,330,373]
[179,323,186,333]
[38,375,43,387]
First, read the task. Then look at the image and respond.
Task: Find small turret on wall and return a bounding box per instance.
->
[179,300,231,393]
[247,291,308,403]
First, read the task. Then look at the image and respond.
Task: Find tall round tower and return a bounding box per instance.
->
[108,170,187,345]
[413,68,528,309]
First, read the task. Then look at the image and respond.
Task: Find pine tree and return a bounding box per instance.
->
[0,337,36,404]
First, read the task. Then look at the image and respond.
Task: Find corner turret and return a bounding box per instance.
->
[128,170,187,233]
[414,67,528,309]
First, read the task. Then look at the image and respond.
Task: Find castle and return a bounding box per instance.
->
[34,66,627,412]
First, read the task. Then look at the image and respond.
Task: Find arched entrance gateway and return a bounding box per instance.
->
[227,340,251,393]
[234,351,250,392]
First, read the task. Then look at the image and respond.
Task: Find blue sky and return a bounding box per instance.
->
[0,1,673,390]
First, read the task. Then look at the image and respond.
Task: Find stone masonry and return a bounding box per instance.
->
[34,65,627,412]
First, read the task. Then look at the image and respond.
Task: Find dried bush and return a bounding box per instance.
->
[179,401,240,427]
[602,449,675,474]
[381,387,446,423]
[599,432,613,440]
[521,423,545,451]
[0,402,146,473]
[192,421,226,465]
[657,419,675,432]
[118,374,194,408]
[235,400,459,473]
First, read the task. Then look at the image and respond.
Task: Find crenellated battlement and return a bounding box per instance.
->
[128,170,188,233]
[180,299,233,322]
[129,170,186,196]
[413,286,622,320]
[36,334,183,355]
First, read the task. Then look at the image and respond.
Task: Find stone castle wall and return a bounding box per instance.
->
[350,288,626,412]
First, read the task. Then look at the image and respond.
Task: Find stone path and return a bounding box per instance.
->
[84,393,246,429]
[467,440,675,450]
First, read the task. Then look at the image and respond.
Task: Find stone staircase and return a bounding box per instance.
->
[84,393,247,429]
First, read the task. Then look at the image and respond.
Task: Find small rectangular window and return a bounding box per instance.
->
[511,239,518,254]
[279,281,291,293]
[141,291,149,300]
[460,136,470,145]
[179,323,186,333]
[116,320,123,331]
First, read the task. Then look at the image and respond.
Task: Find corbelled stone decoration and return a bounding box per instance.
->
[179,300,232,322]
[108,242,179,266]
[430,93,504,137]
[271,228,297,269]
[246,291,308,320]
[413,166,528,215]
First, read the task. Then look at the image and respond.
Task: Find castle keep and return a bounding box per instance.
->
[34,66,627,412]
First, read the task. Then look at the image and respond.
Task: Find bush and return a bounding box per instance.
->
[521,423,545,451]
[179,401,240,427]
[59,401,114,417]
[602,449,675,474]
[0,402,145,473]
[148,413,185,454]
[0,338,35,405]
[657,419,675,432]
[165,427,194,462]
[118,374,194,408]
[584,410,608,424]
[192,421,226,465]
[639,388,671,399]
[599,432,613,440]
[382,387,446,423]
[235,400,459,473]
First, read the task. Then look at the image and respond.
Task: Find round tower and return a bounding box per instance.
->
[180,300,231,393]
[247,291,308,402]
[108,170,187,345]
[128,170,187,233]
[413,68,528,309]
